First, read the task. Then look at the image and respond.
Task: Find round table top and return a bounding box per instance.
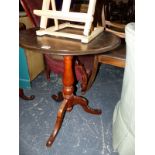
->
[19,28,120,56]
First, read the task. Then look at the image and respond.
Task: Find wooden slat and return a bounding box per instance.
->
[36,24,104,43]
[98,44,126,68]
[105,21,125,29]
[62,0,71,12]
[34,10,92,23]
[67,23,84,29]
[36,23,70,35]
[51,0,58,30]
[83,0,97,36]
[106,28,125,38]
[40,0,50,28]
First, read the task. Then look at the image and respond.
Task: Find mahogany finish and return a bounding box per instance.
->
[44,54,89,94]
[46,56,101,147]
[20,28,120,147]
[19,28,120,56]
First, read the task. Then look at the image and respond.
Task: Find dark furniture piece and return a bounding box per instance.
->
[102,0,135,24]
[19,22,35,100]
[20,27,120,147]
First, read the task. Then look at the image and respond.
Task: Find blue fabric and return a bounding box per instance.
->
[19,47,31,89]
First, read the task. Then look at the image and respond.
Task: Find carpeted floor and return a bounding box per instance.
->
[19,64,124,155]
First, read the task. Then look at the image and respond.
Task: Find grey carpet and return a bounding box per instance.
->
[19,64,124,155]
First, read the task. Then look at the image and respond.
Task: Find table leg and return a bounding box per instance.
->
[46,56,102,147]
[46,99,68,147]
[19,88,35,100]
[51,91,63,102]
[51,59,88,102]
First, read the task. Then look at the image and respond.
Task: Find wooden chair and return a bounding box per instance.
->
[86,3,126,91]
[33,0,104,43]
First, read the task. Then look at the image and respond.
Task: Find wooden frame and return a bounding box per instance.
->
[86,3,126,91]
[33,0,104,43]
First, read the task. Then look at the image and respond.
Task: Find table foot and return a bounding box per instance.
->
[19,89,35,100]
[46,100,68,147]
[46,95,101,147]
[51,91,63,102]
[73,96,102,115]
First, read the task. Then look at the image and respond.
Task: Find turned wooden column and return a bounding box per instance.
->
[63,56,75,111]
[63,56,74,98]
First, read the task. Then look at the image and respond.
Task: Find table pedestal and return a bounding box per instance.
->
[46,56,102,147]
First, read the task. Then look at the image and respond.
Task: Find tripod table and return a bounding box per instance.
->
[19,27,120,147]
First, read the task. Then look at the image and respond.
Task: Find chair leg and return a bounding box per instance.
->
[75,60,88,94]
[43,54,51,81]
[86,56,99,91]
[45,64,51,81]
[19,88,35,100]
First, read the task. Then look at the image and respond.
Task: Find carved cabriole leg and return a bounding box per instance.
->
[46,99,68,147]
[73,96,101,114]
[86,55,99,91]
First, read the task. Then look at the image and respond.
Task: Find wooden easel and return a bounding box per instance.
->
[33,0,104,43]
